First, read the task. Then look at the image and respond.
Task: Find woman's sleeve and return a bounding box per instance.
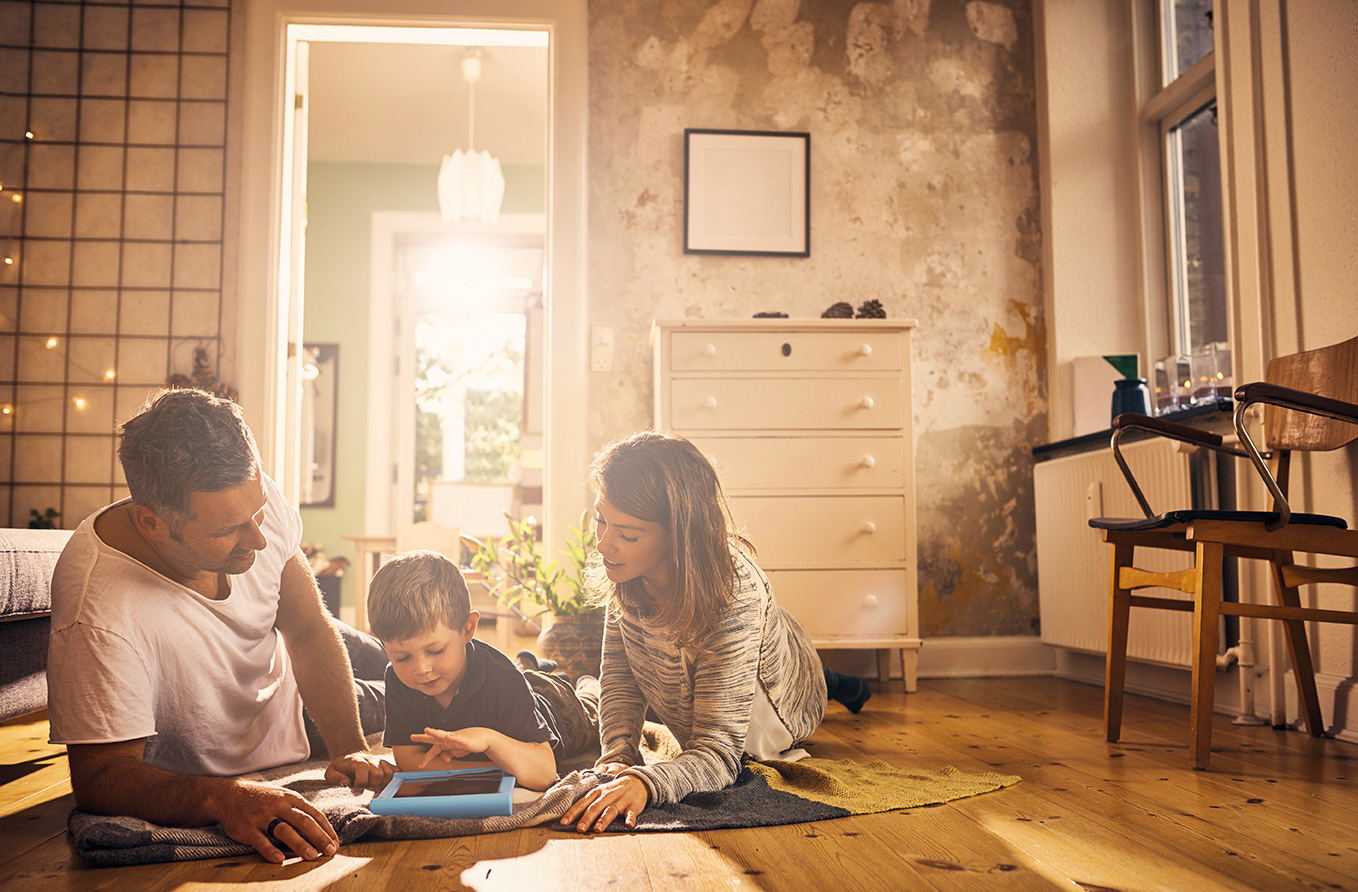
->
[596,606,646,767]
[622,594,761,805]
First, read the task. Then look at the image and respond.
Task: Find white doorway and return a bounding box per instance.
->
[373,214,547,536]
[235,2,589,562]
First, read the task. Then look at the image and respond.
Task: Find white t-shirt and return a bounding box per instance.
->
[47,474,310,777]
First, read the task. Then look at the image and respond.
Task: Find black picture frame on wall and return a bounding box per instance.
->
[683,129,810,257]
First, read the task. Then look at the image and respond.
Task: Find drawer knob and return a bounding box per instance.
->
[702,343,717,357]
[859,396,875,410]
[861,455,876,469]
[860,522,877,535]
[863,594,879,608]
[858,344,873,357]
[704,396,718,410]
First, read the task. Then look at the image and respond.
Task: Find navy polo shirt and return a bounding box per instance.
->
[382,638,563,762]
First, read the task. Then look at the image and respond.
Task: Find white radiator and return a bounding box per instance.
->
[1035,438,1207,668]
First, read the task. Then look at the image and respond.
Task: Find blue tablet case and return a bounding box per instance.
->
[369,767,516,818]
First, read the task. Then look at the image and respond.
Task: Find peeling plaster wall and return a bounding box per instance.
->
[587,0,1045,638]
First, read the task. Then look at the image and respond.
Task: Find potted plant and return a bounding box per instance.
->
[471,512,603,678]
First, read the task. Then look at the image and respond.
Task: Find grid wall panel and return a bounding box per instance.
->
[0,0,233,527]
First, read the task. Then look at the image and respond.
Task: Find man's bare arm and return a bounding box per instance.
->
[275,549,367,756]
[274,550,392,789]
[67,739,338,864]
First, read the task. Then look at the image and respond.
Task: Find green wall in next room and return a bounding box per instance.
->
[299,160,545,614]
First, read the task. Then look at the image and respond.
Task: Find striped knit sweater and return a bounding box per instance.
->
[597,545,827,805]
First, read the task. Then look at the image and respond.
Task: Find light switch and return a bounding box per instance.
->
[591,326,613,372]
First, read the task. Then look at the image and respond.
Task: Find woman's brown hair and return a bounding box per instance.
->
[587,431,743,648]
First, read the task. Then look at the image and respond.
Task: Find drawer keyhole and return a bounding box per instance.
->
[781,343,792,357]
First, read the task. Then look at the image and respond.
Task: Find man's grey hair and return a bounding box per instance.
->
[118,388,259,527]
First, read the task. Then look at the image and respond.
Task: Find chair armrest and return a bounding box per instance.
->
[1109,413,1238,519]
[1231,382,1358,531]
[1234,382,1358,426]
[1113,412,1225,449]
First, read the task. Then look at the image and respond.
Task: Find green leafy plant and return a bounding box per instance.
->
[27,507,59,529]
[471,511,599,617]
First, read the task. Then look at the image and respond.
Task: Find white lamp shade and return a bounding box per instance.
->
[438,149,506,223]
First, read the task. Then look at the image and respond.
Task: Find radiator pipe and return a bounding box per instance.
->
[1228,620,1268,725]
[1269,618,1289,726]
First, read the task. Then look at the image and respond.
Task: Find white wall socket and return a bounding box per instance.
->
[590,326,613,372]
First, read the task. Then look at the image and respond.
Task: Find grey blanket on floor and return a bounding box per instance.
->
[69,754,1020,866]
[69,762,605,867]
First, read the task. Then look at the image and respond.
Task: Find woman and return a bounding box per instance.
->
[561,431,870,833]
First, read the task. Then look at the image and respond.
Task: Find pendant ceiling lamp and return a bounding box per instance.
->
[437,48,505,224]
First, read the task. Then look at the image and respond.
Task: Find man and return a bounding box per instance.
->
[47,388,393,864]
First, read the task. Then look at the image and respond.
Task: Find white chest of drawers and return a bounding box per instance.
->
[651,318,920,691]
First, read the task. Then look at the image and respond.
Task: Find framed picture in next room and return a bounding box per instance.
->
[683,129,810,257]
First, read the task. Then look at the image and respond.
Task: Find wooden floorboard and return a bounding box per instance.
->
[3,678,1358,891]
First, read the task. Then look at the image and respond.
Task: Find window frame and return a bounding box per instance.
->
[1135,3,1225,365]
[1158,76,1218,355]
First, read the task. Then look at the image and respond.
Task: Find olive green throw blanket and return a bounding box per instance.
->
[602,757,1020,833]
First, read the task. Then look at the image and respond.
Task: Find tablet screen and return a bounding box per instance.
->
[393,769,505,797]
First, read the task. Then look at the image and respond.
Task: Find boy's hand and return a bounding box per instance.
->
[324,751,395,790]
[410,727,493,769]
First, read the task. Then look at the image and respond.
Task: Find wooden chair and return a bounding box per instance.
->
[1089,334,1358,769]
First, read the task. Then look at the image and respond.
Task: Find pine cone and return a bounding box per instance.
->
[855,299,886,319]
[821,301,854,319]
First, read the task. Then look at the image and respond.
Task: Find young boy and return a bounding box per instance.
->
[367,550,600,791]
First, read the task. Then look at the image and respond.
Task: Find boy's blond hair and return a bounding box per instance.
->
[367,550,471,643]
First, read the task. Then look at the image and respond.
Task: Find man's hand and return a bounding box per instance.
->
[68,739,339,864]
[324,751,395,791]
[213,780,339,863]
[410,727,493,769]
[560,774,650,833]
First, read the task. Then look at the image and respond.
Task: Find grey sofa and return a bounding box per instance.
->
[0,528,73,721]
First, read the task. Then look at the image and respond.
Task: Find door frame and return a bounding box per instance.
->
[235,0,589,552]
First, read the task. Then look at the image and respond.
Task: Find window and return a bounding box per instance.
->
[1148,0,1227,359]
[396,236,543,522]
[1165,99,1227,354]
[1162,0,1215,83]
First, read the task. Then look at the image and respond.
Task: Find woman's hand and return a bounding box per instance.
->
[593,761,632,777]
[560,774,649,833]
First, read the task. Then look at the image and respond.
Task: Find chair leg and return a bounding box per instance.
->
[1189,541,1224,770]
[1105,542,1134,743]
[1269,551,1325,736]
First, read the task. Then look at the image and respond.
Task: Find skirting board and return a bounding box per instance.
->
[1053,648,1358,744]
[1282,670,1358,746]
[819,636,1051,681]
[1054,648,1252,717]
[917,636,1055,678]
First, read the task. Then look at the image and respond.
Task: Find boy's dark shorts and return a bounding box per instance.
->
[523,671,601,763]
